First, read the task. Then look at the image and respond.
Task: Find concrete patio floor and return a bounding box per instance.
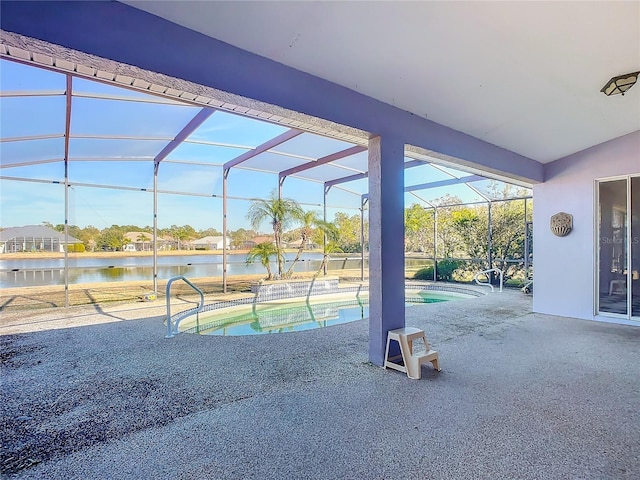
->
[2,289,639,479]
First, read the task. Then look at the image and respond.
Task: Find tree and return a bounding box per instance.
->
[313,221,343,277]
[333,212,364,253]
[421,188,532,283]
[66,225,83,241]
[77,225,100,252]
[170,225,197,250]
[404,204,434,253]
[198,227,222,237]
[487,199,529,279]
[285,210,321,277]
[430,195,464,259]
[246,241,278,280]
[137,233,151,251]
[229,228,257,249]
[450,208,487,260]
[97,225,127,251]
[246,191,303,277]
[445,197,529,281]
[485,181,530,201]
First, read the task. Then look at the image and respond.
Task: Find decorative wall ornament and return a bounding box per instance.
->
[550,212,573,237]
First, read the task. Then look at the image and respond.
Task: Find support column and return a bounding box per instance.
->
[63,75,72,308]
[433,207,438,281]
[323,185,329,276]
[222,168,229,294]
[360,196,368,281]
[64,161,69,308]
[368,135,405,366]
[153,161,159,295]
[487,201,493,282]
[523,199,529,274]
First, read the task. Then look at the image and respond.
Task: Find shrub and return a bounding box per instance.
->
[413,259,462,282]
[413,266,435,280]
[67,243,86,253]
[436,258,461,281]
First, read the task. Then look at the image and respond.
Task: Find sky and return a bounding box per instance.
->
[0,59,528,232]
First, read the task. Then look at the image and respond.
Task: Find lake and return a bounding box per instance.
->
[0,253,431,288]
[0,253,419,288]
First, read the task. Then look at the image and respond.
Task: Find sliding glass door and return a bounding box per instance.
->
[632,177,640,318]
[597,176,639,320]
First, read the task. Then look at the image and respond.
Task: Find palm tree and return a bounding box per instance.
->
[285,211,319,277]
[246,191,303,277]
[137,233,151,251]
[246,241,278,280]
[315,239,344,278]
[306,220,342,277]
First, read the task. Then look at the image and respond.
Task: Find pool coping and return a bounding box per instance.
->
[172,282,486,335]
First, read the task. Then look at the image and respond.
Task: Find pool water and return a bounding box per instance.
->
[185,291,463,336]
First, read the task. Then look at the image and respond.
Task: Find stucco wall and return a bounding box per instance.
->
[533,131,640,320]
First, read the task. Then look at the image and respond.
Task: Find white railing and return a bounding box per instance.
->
[474,268,503,292]
[165,276,204,338]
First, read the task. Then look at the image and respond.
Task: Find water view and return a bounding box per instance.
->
[0,254,431,288]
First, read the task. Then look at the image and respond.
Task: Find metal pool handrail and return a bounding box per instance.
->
[165,276,204,338]
[474,268,503,292]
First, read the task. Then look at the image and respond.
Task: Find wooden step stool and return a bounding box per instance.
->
[384,327,440,380]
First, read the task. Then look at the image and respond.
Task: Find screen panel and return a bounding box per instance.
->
[1,96,66,138]
[0,179,64,227]
[68,160,154,189]
[280,177,324,207]
[68,138,168,158]
[329,150,368,171]
[70,97,200,138]
[1,138,65,166]
[274,132,356,159]
[157,193,223,233]
[1,59,66,91]
[226,168,278,200]
[158,162,222,195]
[166,142,246,164]
[0,161,64,181]
[239,151,307,172]
[293,164,360,183]
[187,111,289,146]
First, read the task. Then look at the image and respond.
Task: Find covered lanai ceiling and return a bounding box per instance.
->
[123,0,640,164]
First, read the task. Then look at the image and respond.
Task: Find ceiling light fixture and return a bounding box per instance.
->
[600,71,640,96]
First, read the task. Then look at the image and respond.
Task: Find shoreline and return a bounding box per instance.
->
[1,250,235,260]
[0,270,371,313]
[1,250,430,260]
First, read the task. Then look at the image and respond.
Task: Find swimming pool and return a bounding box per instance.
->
[179,288,479,336]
